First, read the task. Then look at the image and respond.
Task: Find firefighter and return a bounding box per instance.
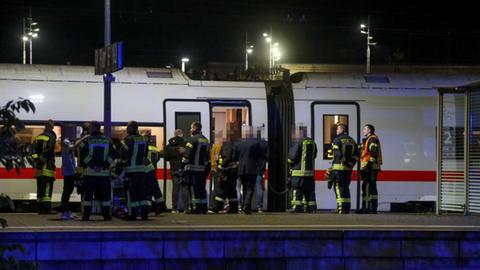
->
[211,132,239,214]
[144,132,167,215]
[78,121,115,221]
[235,126,267,215]
[358,124,382,214]
[117,121,150,220]
[288,126,318,213]
[181,122,211,214]
[331,124,359,214]
[31,119,57,215]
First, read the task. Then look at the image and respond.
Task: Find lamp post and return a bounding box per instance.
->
[263,31,282,79]
[263,32,272,72]
[22,12,39,65]
[245,32,254,71]
[181,57,190,73]
[360,17,377,73]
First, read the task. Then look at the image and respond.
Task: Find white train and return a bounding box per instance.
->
[1,63,479,211]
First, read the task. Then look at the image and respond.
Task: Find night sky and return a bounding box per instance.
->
[0,0,479,69]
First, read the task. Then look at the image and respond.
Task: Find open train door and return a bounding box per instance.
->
[163,99,211,209]
[311,102,361,210]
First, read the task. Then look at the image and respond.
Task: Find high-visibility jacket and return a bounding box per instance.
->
[182,132,211,172]
[31,130,57,178]
[117,133,149,173]
[361,134,382,170]
[288,137,317,177]
[145,144,161,173]
[332,133,359,171]
[78,131,115,177]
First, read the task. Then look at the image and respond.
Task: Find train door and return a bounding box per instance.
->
[163,99,211,209]
[312,102,360,210]
[209,100,251,205]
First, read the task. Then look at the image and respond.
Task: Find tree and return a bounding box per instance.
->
[0,99,35,172]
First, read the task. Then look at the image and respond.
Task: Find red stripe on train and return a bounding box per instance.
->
[314,170,436,182]
[0,168,436,182]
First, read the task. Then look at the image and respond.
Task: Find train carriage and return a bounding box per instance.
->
[1,63,479,211]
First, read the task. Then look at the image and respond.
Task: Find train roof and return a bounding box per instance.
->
[295,72,480,90]
[1,63,479,90]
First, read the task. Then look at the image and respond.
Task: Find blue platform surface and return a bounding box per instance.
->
[1,213,480,270]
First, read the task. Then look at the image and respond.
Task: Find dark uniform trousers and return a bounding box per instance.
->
[332,170,352,214]
[172,172,191,212]
[145,170,166,208]
[126,172,149,218]
[361,169,379,212]
[291,176,317,213]
[239,174,256,213]
[185,171,208,214]
[36,176,55,214]
[82,176,111,219]
[211,172,238,213]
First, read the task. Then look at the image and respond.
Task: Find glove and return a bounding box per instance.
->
[325,168,334,189]
[324,169,332,180]
[328,179,333,189]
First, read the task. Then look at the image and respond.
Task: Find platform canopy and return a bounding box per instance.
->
[437,82,480,214]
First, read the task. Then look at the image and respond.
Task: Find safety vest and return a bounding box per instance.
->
[361,134,382,170]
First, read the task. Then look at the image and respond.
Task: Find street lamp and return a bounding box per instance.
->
[360,17,377,73]
[245,45,253,71]
[263,30,281,78]
[22,13,39,65]
[245,32,255,71]
[181,57,189,73]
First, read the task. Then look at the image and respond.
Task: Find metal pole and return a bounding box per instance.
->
[436,92,443,215]
[464,90,471,215]
[28,13,33,65]
[22,18,26,65]
[245,32,248,71]
[103,0,112,138]
[366,42,370,73]
[366,16,371,74]
[269,26,273,79]
[29,36,32,64]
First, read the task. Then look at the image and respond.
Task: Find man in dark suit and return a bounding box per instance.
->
[235,127,267,215]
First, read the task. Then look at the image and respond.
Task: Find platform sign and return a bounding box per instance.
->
[94,41,123,75]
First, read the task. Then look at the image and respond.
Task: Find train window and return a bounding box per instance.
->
[175,112,201,140]
[15,125,62,156]
[323,115,349,160]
